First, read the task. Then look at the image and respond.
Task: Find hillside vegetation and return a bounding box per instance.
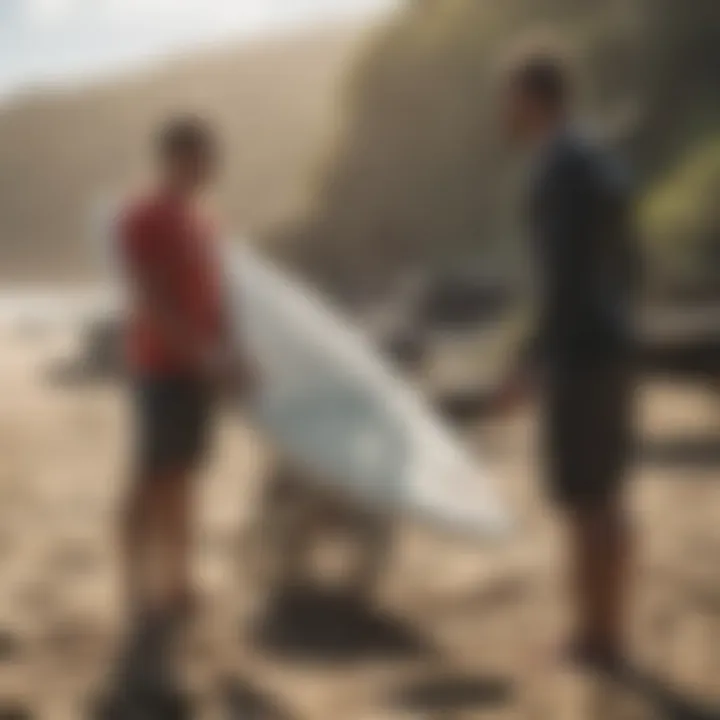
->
[641,135,720,296]
[1,1,719,297]
[278,0,720,297]
[0,25,368,280]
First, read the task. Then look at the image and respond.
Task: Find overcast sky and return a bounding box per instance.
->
[0,0,396,98]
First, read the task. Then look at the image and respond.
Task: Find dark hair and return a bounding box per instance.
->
[156,115,216,161]
[507,51,570,109]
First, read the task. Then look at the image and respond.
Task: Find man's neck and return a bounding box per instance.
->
[527,115,569,167]
[537,113,567,144]
[158,176,197,203]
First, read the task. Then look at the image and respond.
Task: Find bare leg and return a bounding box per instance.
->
[158,470,194,612]
[123,473,151,619]
[568,498,631,659]
[123,468,195,620]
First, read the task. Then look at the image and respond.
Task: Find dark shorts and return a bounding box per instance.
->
[133,375,215,475]
[541,362,634,509]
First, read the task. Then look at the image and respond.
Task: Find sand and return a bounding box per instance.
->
[0,322,718,719]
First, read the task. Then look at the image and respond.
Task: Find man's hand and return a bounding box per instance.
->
[201,347,260,401]
[223,353,260,401]
[487,367,534,418]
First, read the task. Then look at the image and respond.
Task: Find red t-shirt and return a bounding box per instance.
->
[118,192,223,376]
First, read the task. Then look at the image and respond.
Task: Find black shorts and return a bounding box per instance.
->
[133,375,215,475]
[541,362,634,509]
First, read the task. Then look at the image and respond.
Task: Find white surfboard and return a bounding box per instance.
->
[1,216,512,543]
[225,244,512,542]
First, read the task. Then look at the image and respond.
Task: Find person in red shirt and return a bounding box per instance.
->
[117,116,251,627]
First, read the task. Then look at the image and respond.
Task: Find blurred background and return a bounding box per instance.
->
[1,0,719,298]
[0,0,719,718]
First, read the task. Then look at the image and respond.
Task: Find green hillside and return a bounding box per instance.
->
[276,0,720,297]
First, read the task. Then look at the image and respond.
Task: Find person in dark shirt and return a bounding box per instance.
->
[493,48,639,671]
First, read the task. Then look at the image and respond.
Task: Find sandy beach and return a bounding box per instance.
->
[0,320,718,719]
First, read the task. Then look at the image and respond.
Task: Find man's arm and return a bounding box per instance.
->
[538,152,596,338]
[487,305,538,416]
[489,152,593,417]
[211,247,259,398]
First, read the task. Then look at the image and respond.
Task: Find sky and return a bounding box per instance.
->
[0,0,396,98]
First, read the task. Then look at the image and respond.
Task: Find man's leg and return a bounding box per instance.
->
[568,498,631,660]
[124,377,210,620]
[548,363,634,668]
[159,467,195,613]
[122,472,147,618]
[123,467,194,619]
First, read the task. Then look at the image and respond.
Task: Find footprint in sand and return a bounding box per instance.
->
[0,703,33,720]
[0,630,24,664]
[42,617,108,664]
[48,543,102,579]
[13,581,58,618]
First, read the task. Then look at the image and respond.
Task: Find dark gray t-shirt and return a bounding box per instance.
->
[527,130,639,368]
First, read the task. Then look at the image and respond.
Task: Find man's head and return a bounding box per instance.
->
[156,115,218,192]
[500,48,572,147]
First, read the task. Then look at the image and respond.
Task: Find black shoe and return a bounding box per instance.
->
[93,687,190,720]
[93,611,189,720]
[564,640,631,679]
